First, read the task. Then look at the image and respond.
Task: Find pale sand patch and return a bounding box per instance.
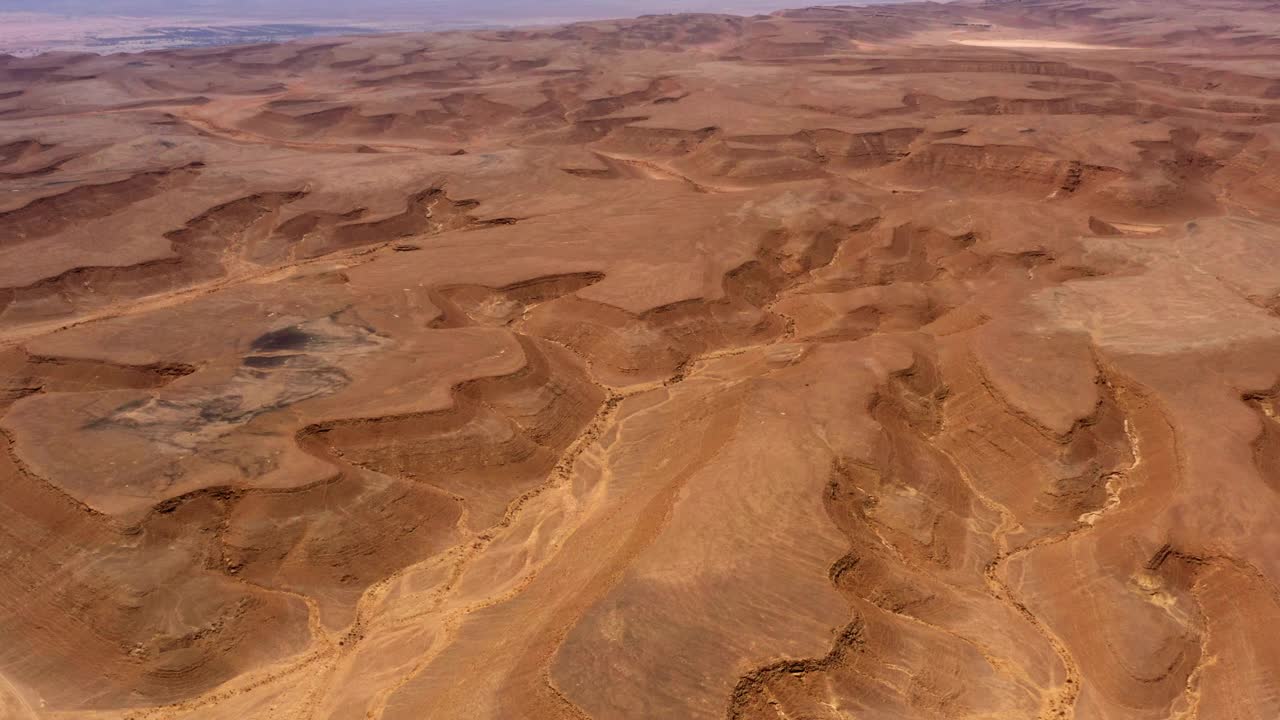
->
[1109,222,1164,234]
[952,38,1132,50]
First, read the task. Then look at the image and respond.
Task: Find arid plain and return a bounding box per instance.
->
[3,1,1280,718]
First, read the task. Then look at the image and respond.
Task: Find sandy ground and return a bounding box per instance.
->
[951,38,1132,50]
[2,1,1280,719]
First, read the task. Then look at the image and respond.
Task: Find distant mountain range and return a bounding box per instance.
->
[0,0,800,24]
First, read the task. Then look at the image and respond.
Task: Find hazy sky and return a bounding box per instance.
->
[0,0,801,24]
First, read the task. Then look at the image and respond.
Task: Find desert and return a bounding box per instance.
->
[2,0,1280,718]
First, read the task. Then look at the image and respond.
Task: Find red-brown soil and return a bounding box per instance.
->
[3,1,1280,718]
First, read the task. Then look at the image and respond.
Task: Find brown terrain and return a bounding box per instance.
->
[3,1,1280,718]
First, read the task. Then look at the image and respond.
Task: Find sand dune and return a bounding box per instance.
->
[2,1,1280,719]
